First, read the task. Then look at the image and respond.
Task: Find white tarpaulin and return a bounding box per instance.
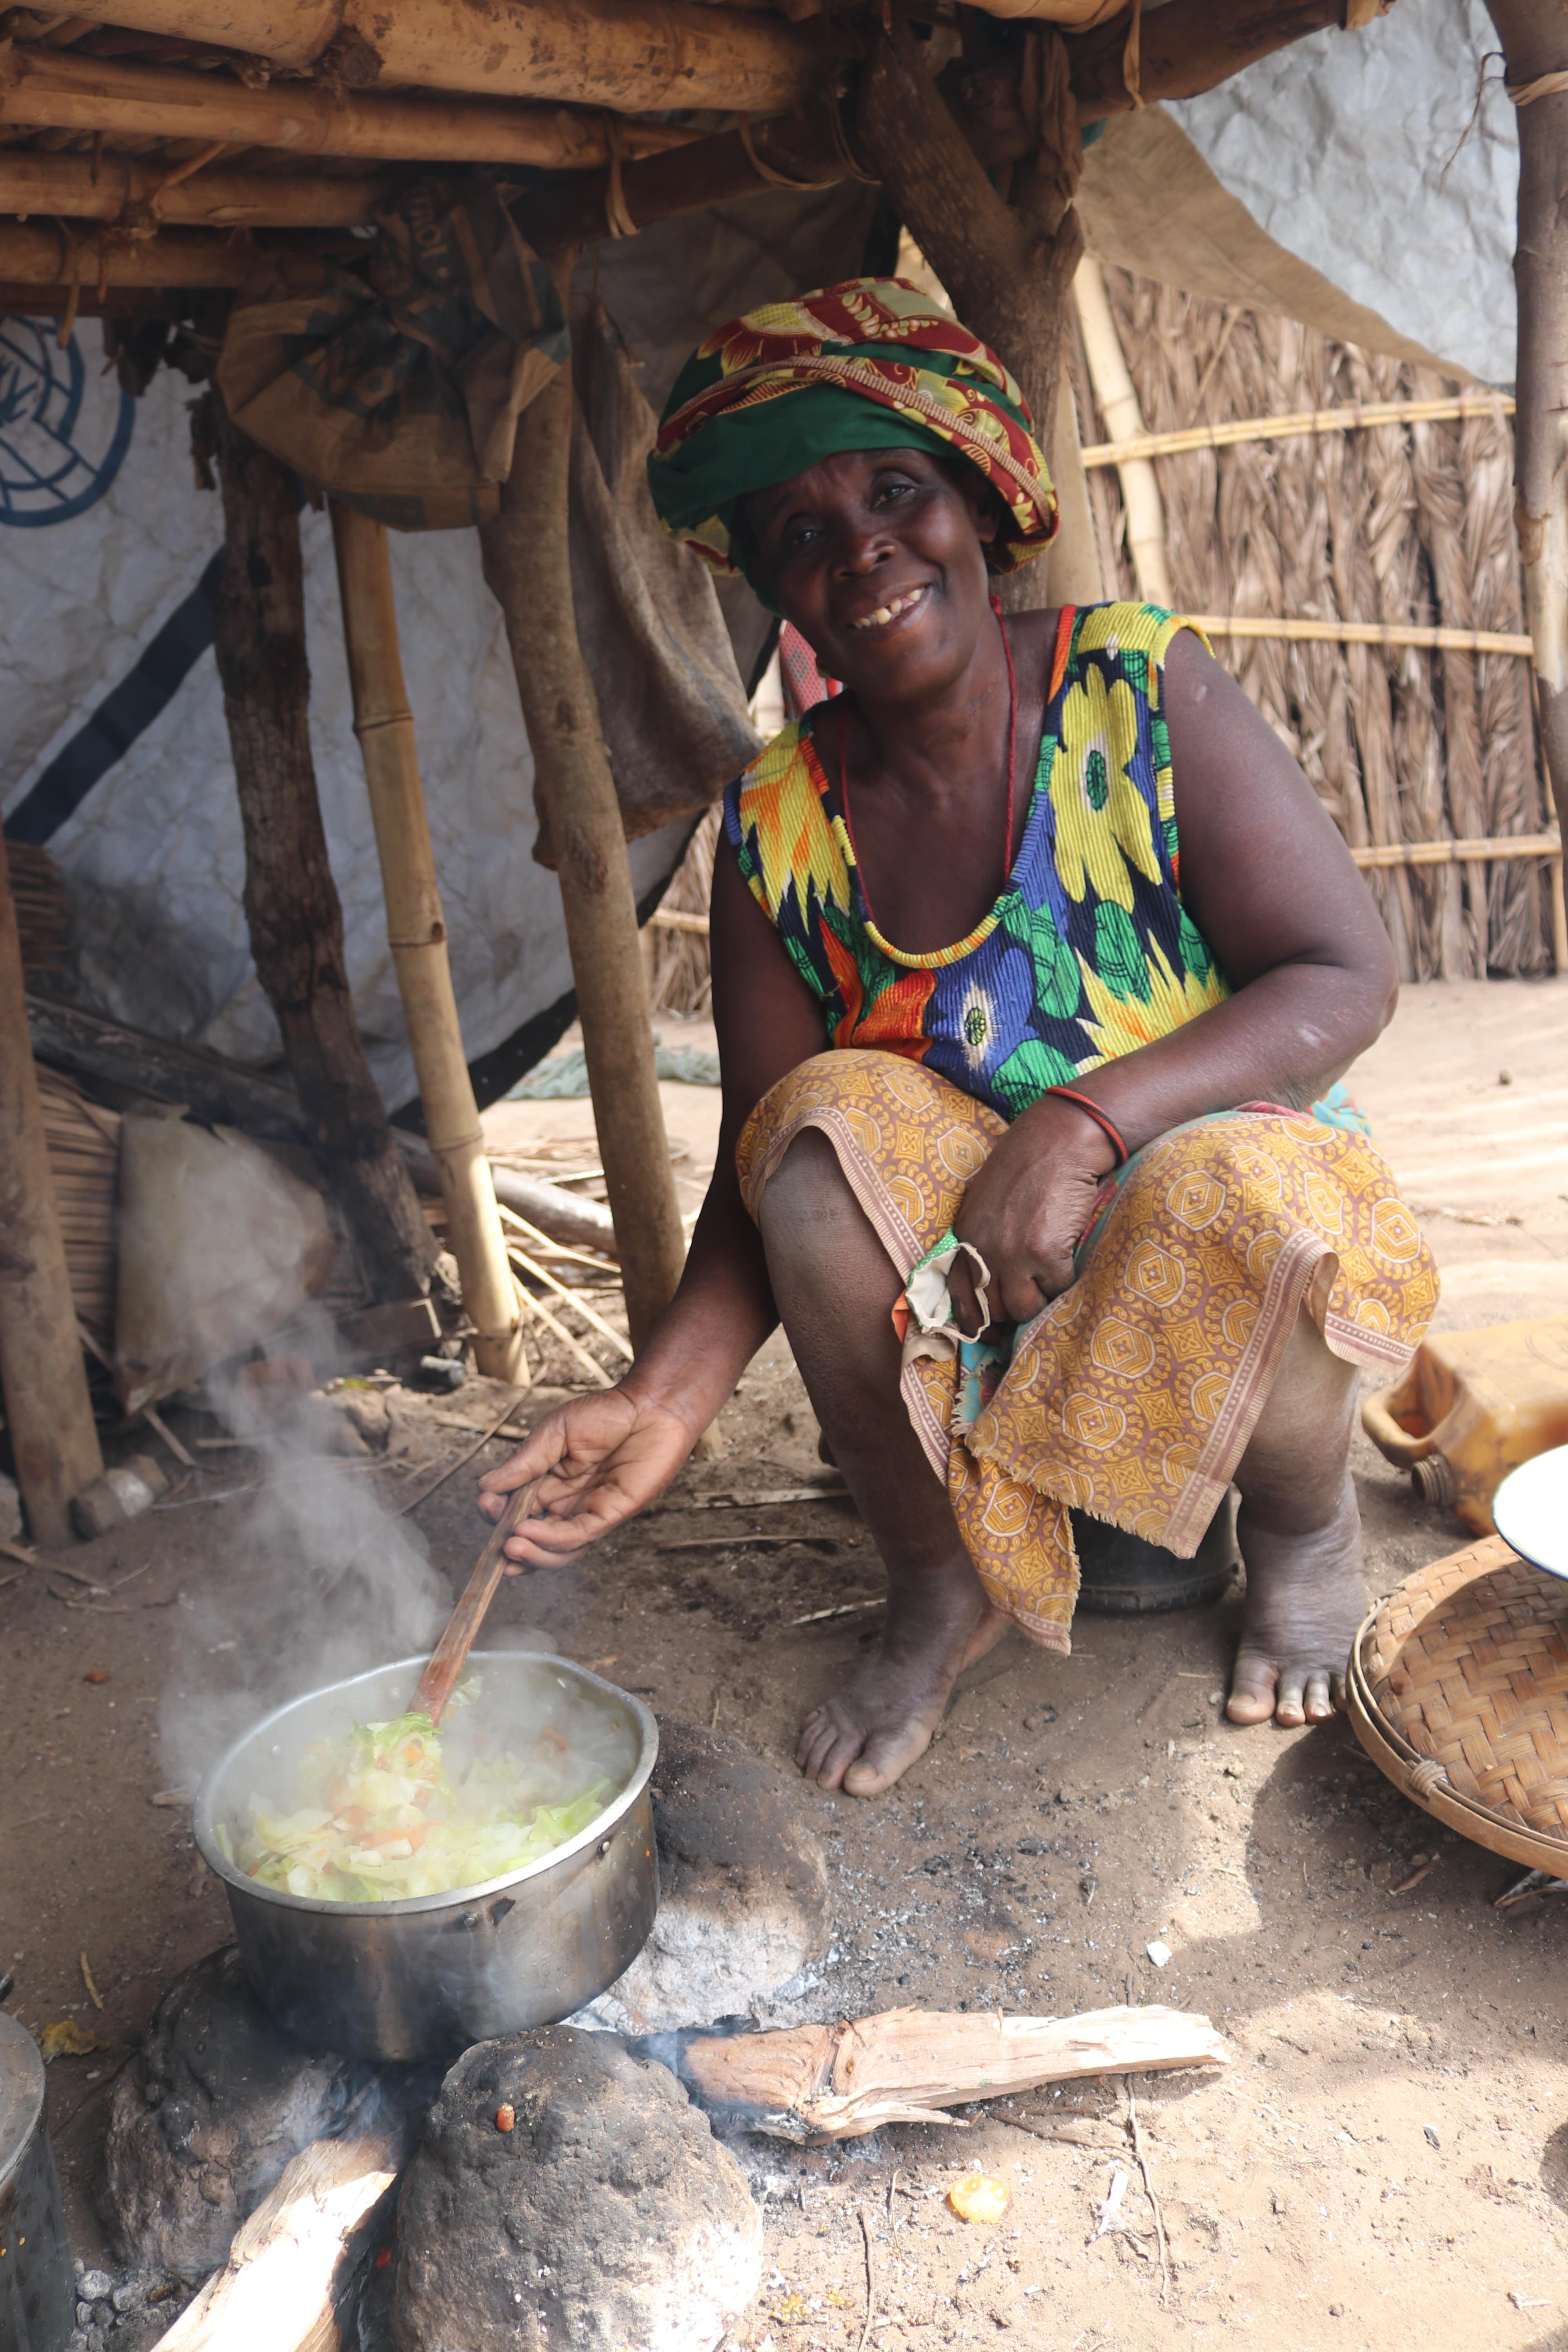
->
[1083,0,1518,387]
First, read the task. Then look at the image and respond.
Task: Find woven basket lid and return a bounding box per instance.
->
[1347,1533,1568,1871]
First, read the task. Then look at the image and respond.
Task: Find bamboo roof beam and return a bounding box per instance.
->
[520,104,844,254]
[14,0,828,116]
[0,45,689,168]
[0,220,298,281]
[0,149,399,227]
[526,0,1357,257]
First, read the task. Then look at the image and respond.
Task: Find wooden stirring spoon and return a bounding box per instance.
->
[415,1477,543,1726]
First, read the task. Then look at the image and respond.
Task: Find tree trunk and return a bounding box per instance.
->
[858,19,1083,615]
[479,372,687,1354]
[1486,3,1568,867]
[208,393,432,1305]
[0,840,103,1544]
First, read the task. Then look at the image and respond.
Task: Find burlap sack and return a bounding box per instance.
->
[216,174,566,532]
[529,301,760,863]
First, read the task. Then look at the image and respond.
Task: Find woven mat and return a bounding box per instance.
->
[1362,1534,1568,1840]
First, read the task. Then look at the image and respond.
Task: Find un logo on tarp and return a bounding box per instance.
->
[0,317,134,527]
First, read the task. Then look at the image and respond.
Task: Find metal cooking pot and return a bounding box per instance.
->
[193,1654,658,2062]
[0,2012,74,2352]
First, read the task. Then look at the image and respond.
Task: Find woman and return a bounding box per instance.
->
[479,279,1437,1797]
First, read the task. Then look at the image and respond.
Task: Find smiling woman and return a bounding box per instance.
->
[478,279,1441,1798]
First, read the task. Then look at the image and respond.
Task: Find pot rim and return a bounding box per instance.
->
[191,1651,657,1920]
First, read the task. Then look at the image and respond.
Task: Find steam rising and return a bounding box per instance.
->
[159,1321,450,1800]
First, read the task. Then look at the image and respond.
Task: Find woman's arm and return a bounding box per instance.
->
[477,832,826,1568]
[952,630,1397,1322]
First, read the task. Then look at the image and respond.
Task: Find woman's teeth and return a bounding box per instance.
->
[849,585,928,631]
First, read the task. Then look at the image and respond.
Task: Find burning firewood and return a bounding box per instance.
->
[669,2003,1229,2142]
[147,2123,405,2352]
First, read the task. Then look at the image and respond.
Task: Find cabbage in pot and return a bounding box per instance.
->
[230,1704,613,1902]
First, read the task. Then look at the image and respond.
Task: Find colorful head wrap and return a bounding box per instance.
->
[647,277,1057,608]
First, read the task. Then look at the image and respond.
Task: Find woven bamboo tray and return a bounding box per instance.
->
[1347,1533,1568,1873]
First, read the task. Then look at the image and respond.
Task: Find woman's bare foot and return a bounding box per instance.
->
[797,1561,1007,1796]
[1226,1474,1365,1728]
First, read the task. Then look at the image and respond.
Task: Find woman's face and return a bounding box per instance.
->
[743,446,999,703]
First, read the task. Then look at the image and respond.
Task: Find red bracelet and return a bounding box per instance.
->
[1040,1085,1128,1168]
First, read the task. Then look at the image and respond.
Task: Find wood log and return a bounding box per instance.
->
[675,2004,1229,2141]
[23,0,826,117]
[0,150,399,229]
[1486,0,1568,895]
[859,19,1082,616]
[24,991,619,1259]
[208,392,435,1306]
[0,847,104,1545]
[479,372,688,1353]
[329,503,525,1386]
[147,2127,403,2352]
[0,44,691,170]
[27,993,308,1139]
[396,1135,621,1261]
[1071,254,1172,603]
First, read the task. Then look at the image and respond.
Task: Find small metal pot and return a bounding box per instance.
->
[193,1654,658,2062]
[0,2013,74,2352]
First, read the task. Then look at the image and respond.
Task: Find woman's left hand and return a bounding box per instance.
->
[948,1094,1121,1332]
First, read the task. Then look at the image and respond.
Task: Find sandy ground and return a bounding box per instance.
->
[5,982,1568,2352]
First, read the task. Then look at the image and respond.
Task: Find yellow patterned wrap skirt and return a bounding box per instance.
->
[736,1050,1439,1653]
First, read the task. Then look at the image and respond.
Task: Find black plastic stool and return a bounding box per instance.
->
[1072,1493,1237,1615]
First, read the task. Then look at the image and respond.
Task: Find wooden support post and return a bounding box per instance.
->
[858,19,1082,615]
[1042,368,1106,608]
[0,840,103,1544]
[1487,4,1568,881]
[208,395,434,1308]
[1071,255,1173,605]
[328,506,526,1386]
[479,372,687,1353]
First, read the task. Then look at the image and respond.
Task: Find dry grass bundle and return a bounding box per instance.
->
[649,805,721,1019]
[35,1062,120,1349]
[6,841,68,977]
[1091,271,1549,980]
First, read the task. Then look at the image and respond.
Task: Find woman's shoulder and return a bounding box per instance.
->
[1070,601,1209,675]
[723,711,847,915]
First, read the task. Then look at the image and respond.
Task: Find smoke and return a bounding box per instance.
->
[157,1314,450,1799]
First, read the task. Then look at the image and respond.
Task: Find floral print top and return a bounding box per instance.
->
[722,601,1230,1121]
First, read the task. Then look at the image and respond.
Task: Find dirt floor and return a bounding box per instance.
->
[6,979,1568,2351]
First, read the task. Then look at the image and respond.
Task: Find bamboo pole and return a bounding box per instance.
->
[0,221,286,285]
[0,45,693,170]
[479,372,688,1354]
[1196,616,1535,657]
[1081,395,1517,470]
[0,151,398,229]
[19,0,824,116]
[1072,255,1173,605]
[1485,2,1568,904]
[329,505,525,1387]
[1069,0,1342,122]
[0,830,103,1547]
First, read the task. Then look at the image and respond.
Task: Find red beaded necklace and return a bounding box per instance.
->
[836,594,1018,936]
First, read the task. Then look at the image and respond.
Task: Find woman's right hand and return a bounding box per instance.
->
[475,1385,697,1572]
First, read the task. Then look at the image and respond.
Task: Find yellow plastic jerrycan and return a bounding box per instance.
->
[1362,1314,1568,1535]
